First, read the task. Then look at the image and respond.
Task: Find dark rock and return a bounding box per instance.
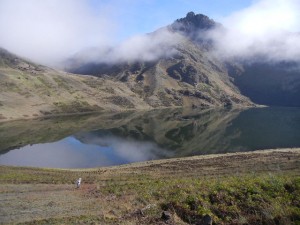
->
[172,12,217,33]
[161,211,172,221]
[169,12,221,51]
[201,214,212,225]
[187,11,196,19]
[136,209,144,216]
[167,62,198,85]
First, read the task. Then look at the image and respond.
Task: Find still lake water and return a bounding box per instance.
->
[0,107,300,168]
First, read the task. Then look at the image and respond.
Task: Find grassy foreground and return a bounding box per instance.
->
[0,149,299,224]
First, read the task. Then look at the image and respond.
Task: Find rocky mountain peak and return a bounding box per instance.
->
[171,11,217,37]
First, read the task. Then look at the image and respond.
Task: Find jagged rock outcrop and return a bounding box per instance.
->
[170,11,219,45]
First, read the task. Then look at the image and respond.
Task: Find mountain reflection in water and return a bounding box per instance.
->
[0,107,299,168]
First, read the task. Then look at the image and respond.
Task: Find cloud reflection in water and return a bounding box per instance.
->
[0,135,171,168]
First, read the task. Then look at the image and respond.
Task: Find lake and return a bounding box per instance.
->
[0,107,300,168]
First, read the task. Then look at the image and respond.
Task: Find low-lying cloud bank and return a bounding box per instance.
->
[209,0,300,62]
[0,0,117,67]
[70,28,183,65]
[0,0,299,67]
[0,0,183,67]
[60,0,300,66]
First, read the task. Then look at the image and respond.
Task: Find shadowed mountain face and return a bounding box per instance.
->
[228,61,300,107]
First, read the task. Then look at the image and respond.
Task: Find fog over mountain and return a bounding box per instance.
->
[69,28,184,65]
[67,0,300,67]
[0,0,299,67]
[208,0,300,62]
[0,0,117,67]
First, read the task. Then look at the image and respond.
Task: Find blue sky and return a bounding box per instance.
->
[88,0,254,41]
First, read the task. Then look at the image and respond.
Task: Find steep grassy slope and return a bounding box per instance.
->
[0,45,255,121]
[0,48,153,121]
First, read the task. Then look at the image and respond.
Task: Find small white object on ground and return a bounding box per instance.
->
[76,178,82,188]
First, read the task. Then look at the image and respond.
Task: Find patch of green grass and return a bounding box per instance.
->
[36,76,53,89]
[106,96,135,108]
[0,80,20,92]
[53,100,102,113]
[52,76,73,92]
[0,166,81,185]
[82,78,104,89]
[98,174,300,224]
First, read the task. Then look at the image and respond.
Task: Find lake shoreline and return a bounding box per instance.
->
[89,147,300,171]
[0,105,264,122]
[2,147,299,171]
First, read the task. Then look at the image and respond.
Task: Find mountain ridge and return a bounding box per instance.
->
[0,41,254,121]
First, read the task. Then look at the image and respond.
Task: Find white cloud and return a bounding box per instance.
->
[0,0,182,66]
[111,29,182,62]
[79,134,173,162]
[72,28,183,65]
[0,0,117,67]
[209,0,300,62]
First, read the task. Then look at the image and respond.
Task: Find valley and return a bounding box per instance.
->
[0,9,299,225]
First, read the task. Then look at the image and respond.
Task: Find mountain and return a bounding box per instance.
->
[0,48,156,121]
[67,12,254,109]
[0,43,252,121]
[68,12,300,108]
[172,13,300,107]
[0,13,257,121]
